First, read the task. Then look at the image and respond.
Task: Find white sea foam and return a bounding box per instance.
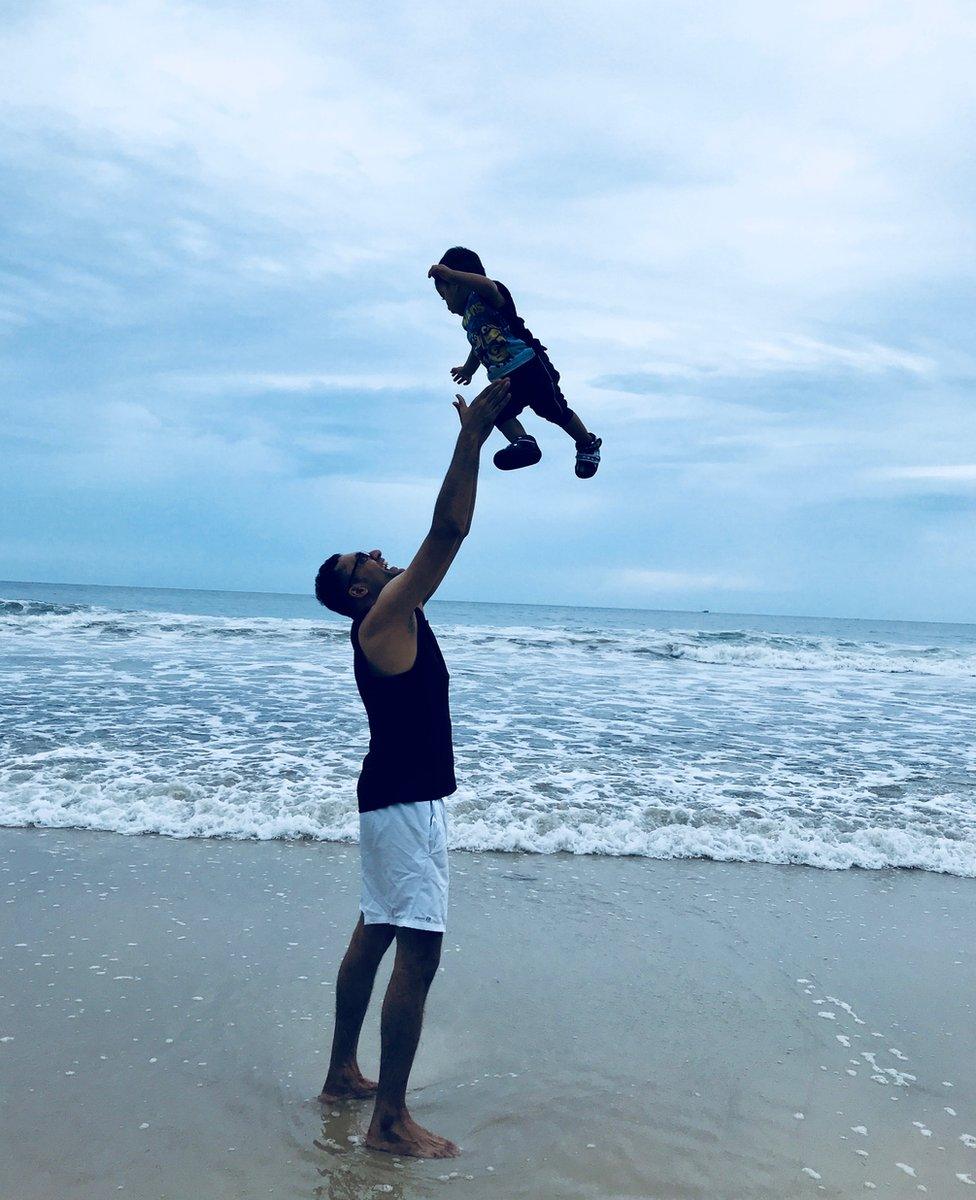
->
[4,600,976,677]
[3,596,975,874]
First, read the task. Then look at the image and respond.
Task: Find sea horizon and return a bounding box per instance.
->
[2,576,973,630]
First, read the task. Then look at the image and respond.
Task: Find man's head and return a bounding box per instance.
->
[434,246,486,315]
[315,549,403,618]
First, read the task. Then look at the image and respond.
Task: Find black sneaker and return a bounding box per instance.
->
[575,435,602,478]
[494,435,542,471]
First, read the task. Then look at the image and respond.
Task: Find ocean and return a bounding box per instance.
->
[2,580,974,876]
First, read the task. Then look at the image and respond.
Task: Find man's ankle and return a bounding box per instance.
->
[370,1101,407,1127]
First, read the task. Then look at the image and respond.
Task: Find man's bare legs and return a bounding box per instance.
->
[319,917,395,1101]
[365,927,459,1159]
[320,920,457,1158]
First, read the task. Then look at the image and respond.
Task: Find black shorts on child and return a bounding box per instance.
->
[496,355,575,430]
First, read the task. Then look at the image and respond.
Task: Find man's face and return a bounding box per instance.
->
[435,278,467,315]
[337,549,404,603]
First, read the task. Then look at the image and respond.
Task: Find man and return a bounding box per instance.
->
[313,377,511,1158]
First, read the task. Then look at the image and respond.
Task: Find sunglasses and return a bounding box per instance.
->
[347,551,369,591]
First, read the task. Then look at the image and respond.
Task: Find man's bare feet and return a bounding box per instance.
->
[317,1066,378,1102]
[365,1110,460,1158]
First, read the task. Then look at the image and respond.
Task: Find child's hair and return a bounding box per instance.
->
[439,246,485,275]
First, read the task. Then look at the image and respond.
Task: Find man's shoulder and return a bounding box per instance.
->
[357,604,420,644]
[355,606,422,676]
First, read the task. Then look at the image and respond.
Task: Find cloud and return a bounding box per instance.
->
[170,371,431,395]
[869,465,976,487]
[590,336,935,394]
[0,1,495,285]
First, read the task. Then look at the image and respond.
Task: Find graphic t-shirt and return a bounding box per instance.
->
[462,289,536,380]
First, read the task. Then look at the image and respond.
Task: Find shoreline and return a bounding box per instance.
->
[3,817,975,879]
[2,826,975,1198]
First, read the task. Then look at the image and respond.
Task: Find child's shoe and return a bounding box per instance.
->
[494,435,542,471]
[575,434,602,478]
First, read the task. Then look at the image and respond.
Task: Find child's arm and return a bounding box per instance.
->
[451,350,481,386]
[429,264,504,309]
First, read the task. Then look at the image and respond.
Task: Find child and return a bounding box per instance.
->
[428,247,602,476]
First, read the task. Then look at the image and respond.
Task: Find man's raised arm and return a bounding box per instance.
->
[360,379,510,662]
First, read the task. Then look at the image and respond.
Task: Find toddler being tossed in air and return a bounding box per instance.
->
[428,247,602,476]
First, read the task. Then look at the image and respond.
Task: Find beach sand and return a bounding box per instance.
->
[1,827,974,1199]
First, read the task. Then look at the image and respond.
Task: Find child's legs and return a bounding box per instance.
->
[519,357,593,443]
[560,411,592,443]
[496,416,528,442]
[493,378,530,443]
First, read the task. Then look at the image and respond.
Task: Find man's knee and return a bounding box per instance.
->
[396,928,442,982]
[346,918,395,969]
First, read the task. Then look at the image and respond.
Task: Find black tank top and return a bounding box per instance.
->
[495,279,563,389]
[351,608,457,813]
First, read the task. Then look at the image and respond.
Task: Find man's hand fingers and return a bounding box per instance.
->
[488,380,511,411]
[470,379,509,409]
[479,379,509,399]
[471,380,510,416]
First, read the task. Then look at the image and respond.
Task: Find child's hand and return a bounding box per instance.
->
[450,364,473,386]
[428,263,453,282]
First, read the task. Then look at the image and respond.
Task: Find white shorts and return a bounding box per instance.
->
[359,799,449,933]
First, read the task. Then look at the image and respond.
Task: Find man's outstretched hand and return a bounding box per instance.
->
[453,378,511,446]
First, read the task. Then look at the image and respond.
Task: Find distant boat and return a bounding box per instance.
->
[702,609,709,613]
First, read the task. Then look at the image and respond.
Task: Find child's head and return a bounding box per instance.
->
[439,246,485,274]
[434,246,486,314]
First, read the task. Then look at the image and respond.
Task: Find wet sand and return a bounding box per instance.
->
[1,827,974,1199]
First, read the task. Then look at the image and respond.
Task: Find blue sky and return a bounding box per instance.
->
[1,1,974,621]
